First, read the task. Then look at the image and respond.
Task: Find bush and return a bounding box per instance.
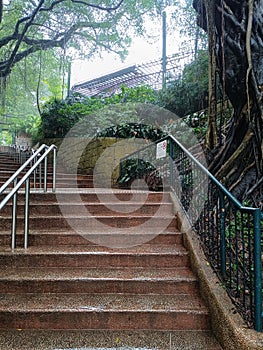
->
[40,85,158,139]
[118,158,162,191]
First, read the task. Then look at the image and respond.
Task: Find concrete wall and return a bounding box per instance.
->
[44,137,145,186]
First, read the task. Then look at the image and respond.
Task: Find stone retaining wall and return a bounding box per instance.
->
[44,137,145,186]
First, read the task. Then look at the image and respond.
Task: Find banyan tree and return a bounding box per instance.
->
[193,0,263,206]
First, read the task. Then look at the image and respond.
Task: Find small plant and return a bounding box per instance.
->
[118,158,162,191]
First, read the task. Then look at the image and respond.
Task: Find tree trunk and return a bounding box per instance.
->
[193,0,263,204]
[203,0,218,151]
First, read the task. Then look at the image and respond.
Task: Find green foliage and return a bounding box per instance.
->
[159,50,209,117]
[118,158,162,190]
[40,98,89,138]
[0,0,165,134]
[0,131,12,145]
[172,0,208,52]
[12,115,41,144]
[2,50,67,120]
[97,122,165,140]
[40,85,158,139]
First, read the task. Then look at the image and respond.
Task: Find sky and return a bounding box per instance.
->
[70,38,161,86]
[70,7,179,87]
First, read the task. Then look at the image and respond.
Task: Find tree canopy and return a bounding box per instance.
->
[0,0,169,79]
[0,0,172,125]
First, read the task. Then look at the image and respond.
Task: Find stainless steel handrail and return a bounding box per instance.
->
[0,144,57,250]
[0,144,49,194]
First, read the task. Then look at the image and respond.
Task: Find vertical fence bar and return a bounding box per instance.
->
[219,191,226,279]
[24,177,30,249]
[253,208,262,332]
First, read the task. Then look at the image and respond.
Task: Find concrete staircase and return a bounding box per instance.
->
[0,150,94,189]
[0,151,223,349]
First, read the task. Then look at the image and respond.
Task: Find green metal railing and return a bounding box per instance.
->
[119,134,263,331]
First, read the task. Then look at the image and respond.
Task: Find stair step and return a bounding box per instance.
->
[0,230,183,246]
[0,266,198,294]
[0,202,174,216]
[0,329,223,350]
[11,190,172,202]
[0,245,189,268]
[0,293,209,330]
[0,215,178,231]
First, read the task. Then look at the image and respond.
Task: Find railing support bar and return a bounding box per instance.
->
[24,177,30,249]
[52,148,57,192]
[44,156,48,192]
[11,179,17,251]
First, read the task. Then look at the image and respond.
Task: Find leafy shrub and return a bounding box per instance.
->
[118,158,162,191]
[40,85,158,139]
[40,98,92,138]
[97,122,166,141]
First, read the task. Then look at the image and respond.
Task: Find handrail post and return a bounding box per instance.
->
[11,179,18,251]
[44,156,48,192]
[33,157,37,188]
[24,177,30,249]
[253,208,262,332]
[39,163,42,189]
[52,148,57,192]
[169,138,174,188]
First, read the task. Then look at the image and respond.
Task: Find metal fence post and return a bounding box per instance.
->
[11,179,18,251]
[52,147,57,192]
[169,138,174,188]
[24,177,30,249]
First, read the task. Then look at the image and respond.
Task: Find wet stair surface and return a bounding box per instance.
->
[0,151,223,349]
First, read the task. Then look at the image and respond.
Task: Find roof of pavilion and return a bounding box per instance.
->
[71,53,193,97]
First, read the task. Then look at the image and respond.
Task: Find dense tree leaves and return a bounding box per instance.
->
[0,0,168,128]
[0,0,167,79]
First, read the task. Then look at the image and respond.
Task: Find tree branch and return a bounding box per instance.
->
[0,0,126,77]
[0,0,2,24]
[71,0,125,11]
[246,0,254,120]
[1,0,45,77]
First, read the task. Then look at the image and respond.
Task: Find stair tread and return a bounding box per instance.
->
[3,201,173,205]
[0,244,187,255]
[1,213,175,218]
[0,266,195,281]
[0,329,224,350]
[0,228,180,233]
[0,293,208,312]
